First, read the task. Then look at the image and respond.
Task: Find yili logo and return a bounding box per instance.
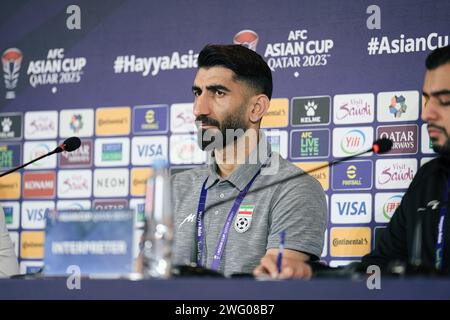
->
[341,129,365,155]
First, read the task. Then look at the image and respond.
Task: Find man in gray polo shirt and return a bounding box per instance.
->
[172,44,327,278]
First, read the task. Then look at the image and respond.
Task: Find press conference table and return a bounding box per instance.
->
[1,277,450,300]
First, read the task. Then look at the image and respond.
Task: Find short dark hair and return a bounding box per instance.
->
[197,44,273,99]
[425,45,450,70]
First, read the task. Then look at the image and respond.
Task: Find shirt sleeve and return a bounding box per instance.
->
[267,171,327,260]
[0,207,19,278]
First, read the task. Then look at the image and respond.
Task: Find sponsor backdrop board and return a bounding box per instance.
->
[0,0,449,272]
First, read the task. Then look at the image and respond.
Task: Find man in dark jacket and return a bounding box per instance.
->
[261,45,450,279]
[360,45,450,274]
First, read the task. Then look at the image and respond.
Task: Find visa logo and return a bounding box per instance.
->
[337,201,367,216]
[26,208,48,221]
[137,144,163,157]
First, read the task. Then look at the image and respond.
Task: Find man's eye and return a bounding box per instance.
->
[215,90,225,97]
[193,90,201,97]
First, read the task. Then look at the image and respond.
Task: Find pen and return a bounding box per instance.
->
[276,231,286,275]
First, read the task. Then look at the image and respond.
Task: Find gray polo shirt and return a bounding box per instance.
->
[172,134,327,277]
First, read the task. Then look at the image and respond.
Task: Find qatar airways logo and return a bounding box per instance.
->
[375,159,417,189]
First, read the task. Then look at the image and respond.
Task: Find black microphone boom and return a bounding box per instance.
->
[203,138,393,212]
[0,137,81,178]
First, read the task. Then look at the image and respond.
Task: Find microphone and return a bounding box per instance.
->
[203,138,393,212]
[53,136,81,153]
[0,136,81,178]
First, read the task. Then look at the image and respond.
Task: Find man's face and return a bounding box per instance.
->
[192,66,252,150]
[422,63,450,156]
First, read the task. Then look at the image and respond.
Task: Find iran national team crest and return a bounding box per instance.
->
[234,205,255,233]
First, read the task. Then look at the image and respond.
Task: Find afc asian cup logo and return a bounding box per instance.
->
[233,30,259,51]
[2,48,23,99]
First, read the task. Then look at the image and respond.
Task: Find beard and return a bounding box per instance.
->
[196,111,248,151]
[428,124,450,157]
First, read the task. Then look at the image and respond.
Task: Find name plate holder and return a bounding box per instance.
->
[44,209,136,278]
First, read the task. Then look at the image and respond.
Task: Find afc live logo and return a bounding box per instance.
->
[375,159,417,189]
[290,129,330,159]
[133,105,169,134]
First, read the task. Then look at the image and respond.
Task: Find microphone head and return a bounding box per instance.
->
[60,137,81,152]
[373,138,393,154]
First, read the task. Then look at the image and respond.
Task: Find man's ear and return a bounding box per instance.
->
[248,94,270,124]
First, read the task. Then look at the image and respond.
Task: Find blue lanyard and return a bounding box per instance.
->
[435,177,450,271]
[195,171,260,271]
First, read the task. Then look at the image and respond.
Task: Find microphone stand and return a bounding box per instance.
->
[0,148,60,178]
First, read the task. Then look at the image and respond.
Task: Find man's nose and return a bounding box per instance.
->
[193,94,210,117]
[421,98,438,122]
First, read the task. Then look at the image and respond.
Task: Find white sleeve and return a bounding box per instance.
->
[0,206,19,277]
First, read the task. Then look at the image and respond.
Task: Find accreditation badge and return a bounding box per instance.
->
[234,205,255,233]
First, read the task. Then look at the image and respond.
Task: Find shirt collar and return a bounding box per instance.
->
[205,131,272,191]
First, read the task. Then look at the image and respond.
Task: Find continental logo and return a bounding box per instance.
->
[330,227,371,257]
[261,98,289,128]
[294,162,329,191]
[0,172,21,199]
[96,107,131,136]
[130,168,152,196]
[20,231,45,259]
